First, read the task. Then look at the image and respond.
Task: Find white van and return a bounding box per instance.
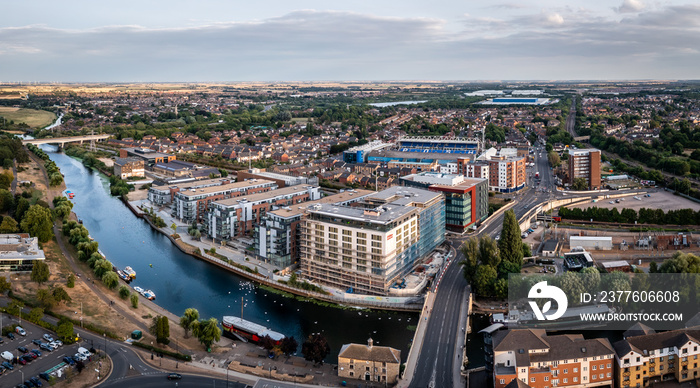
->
[78,347,91,358]
[1,351,13,361]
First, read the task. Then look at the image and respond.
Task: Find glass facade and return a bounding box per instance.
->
[416,196,446,259]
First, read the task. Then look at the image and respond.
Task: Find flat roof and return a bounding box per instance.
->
[366,185,442,206]
[309,202,417,225]
[175,179,276,197]
[430,177,487,192]
[570,236,612,241]
[212,185,313,207]
[268,189,374,218]
[369,149,476,162]
[601,260,630,268]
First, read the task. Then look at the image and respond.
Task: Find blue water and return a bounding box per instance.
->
[45,147,417,360]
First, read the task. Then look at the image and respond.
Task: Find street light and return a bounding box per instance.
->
[20,369,24,386]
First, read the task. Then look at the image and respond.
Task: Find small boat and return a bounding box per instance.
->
[117,270,131,283]
[133,286,144,294]
[143,290,156,300]
[65,190,75,199]
[123,266,136,279]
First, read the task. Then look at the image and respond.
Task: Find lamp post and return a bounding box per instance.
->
[20,369,24,386]
[103,333,106,359]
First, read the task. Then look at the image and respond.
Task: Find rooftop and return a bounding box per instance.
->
[212,185,315,207]
[338,342,400,364]
[175,179,275,198]
[268,189,374,218]
[366,185,443,207]
[0,234,45,261]
[308,202,417,226]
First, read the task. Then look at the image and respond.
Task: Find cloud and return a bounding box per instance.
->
[616,0,645,13]
[0,7,699,81]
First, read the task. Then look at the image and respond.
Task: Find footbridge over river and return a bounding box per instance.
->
[22,134,111,147]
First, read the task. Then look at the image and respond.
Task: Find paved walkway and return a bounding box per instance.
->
[396,291,437,388]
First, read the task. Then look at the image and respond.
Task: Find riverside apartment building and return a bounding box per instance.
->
[300,186,445,295]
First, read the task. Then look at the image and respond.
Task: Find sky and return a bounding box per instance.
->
[1,0,698,82]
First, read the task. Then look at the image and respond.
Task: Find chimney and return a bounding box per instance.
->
[367,337,373,349]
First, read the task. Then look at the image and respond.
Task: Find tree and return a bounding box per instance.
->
[31,261,50,285]
[649,261,658,273]
[102,271,119,289]
[459,237,478,282]
[20,205,54,243]
[14,196,30,222]
[130,294,139,308]
[280,336,298,357]
[522,242,532,258]
[473,265,497,296]
[94,259,112,278]
[0,277,10,294]
[580,267,601,290]
[170,223,177,235]
[194,317,221,351]
[52,286,72,304]
[56,318,74,343]
[498,210,522,268]
[0,217,18,233]
[36,288,57,309]
[301,333,330,365]
[548,151,561,167]
[150,316,170,345]
[260,335,276,352]
[572,177,588,191]
[478,236,500,268]
[557,272,586,302]
[179,308,200,338]
[28,307,44,322]
[66,273,75,288]
[119,285,130,300]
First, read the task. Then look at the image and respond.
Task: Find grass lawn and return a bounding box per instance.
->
[0,106,56,128]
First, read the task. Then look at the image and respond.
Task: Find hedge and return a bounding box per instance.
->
[132,341,192,361]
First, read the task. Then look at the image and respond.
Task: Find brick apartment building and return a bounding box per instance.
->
[488,155,527,193]
[568,149,601,190]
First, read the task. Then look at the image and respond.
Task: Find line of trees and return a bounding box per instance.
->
[178,308,221,351]
[27,143,63,186]
[62,220,119,289]
[558,206,700,225]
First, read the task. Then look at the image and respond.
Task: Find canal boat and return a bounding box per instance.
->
[123,266,136,279]
[222,316,284,345]
[65,190,75,199]
[143,290,156,300]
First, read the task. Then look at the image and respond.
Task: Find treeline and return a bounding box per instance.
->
[559,206,700,225]
[64,146,111,173]
[0,133,29,167]
[108,175,133,198]
[27,143,63,186]
[62,220,119,290]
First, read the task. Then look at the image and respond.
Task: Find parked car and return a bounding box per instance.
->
[30,377,43,387]
[47,342,58,350]
[38,373,50,381]
[42,334,53,343]
[31,339,42,346]
[24,380,36,388]
[39,343,52,352]
[62,356,75,366]
[167,373,182,380]
[18,346,29,353]
[51,340,63,347]
[31,349,42,357]
[77,347,91,358]
[16,356,27,365]
[26,352,37,359]
[0,351,12,361]
[21,354,33,363]
[2,361,13,370]
[15,327,26,336]
[6,333,14,340]
[73,353,87,362]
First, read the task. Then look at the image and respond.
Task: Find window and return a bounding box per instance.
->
[563,378,567,383]
[342,236,352,242]
[372,235,381,241]
[329,227,338,233]
[499,379,505,385]
[607,363,611,368]
[573,377,577,382]
[343,230,351,236]
[357,239,366,246]
[329,234,338,240]
[573,368,578,373]
[342,243,352,249]
[357,232,366,238]
[371,241,382,248]
[563,369,568,374]
[531,378,536,383]
[592,365,596,371]
[544,376,549,381]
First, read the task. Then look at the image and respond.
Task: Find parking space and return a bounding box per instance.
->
[0,313,86,386]
[566,190,700,212]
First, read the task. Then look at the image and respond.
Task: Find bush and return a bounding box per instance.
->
[131,294,139,308]
[118,285,130,300]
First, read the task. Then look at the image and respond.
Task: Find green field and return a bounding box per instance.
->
[0,107,56,128]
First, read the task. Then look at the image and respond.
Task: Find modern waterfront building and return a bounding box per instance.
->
[171,179,276,223]
[119,147,176,166]
[338,338,401,384]
[300,187,445,295]
[254,190,373,269]
[486,329,615,388]
[0,234,46,271]
[113,157,145,179]
[401,172,488,233]
[613,325,700,387]
[568,149,601,190]
[204,185,321,239]
[237,169,319,187]
[148,177,240,206]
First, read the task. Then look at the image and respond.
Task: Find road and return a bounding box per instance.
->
[99,373,245,388]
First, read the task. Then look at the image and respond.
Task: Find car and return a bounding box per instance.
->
[494,234,500,241]
[609,201,614,204]
[2,361,13,370]
[15,327,26,336]
[51,339,63,347]
[18,346,29,353]
[32,339,42,346]
[7,333,15,340]
[73,353,87,362]
[62,356,75,366]
[77,347,92,358]
[26,352,37,359]
[47,342,58,350]
[21,354,33,362]
[24,381,36,388]
[16,357,27,365]
[42,334,53,343]
[31,349,42,357]
[30,377,42,387]
[39,343,52,351]
[38,373,50,381]
[16,384,29,388]
[521,232,529,238]
[167,373,182,380]
[1,351,12,361]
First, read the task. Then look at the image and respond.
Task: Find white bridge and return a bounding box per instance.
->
[22,134,111,147]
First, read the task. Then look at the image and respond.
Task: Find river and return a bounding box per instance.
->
[44,113,63,130]
[43,146,417,361]
[368,101,427,108]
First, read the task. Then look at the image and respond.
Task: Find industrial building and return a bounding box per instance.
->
[119,147,176,166]
[570,236,613,251]
[300,187,445,295]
